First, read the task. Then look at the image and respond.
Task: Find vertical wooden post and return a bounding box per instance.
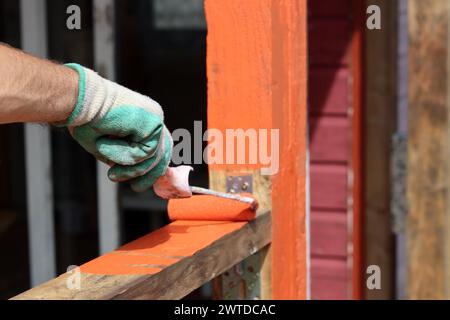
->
[205,0,308,299]
[271,0,309,300]
[394,0,409,300]
[407,0,450,299]
[363,0,399,299]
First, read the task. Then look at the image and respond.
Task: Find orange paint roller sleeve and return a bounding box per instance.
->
[168,195,257,221]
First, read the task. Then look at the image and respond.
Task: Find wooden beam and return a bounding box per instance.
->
[205,0,309,299]
[407,0,450,299]
[363,0,399,299]
[12,212,271,300]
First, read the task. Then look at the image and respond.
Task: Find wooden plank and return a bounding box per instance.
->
[205,0,273,299]
[309,0,350,18]
[350,0,365,300]
[19,0,57,287]
[364,0,399,300]
[13,212,271,300]
[311,258,348,300]
[310,164,347,210]
[308,2,353,300]
[309,19,350,67]
[93,0,120,254]
[310,116,349,163]
[407,0,450,299]
[310,68,349,115]
[270,0,309,300]
[209,171,272,300]
[311,212,347,257]
[205,0,309,299]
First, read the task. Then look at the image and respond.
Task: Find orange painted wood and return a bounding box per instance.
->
[81,220,247,275]
[205,0,308,299]
[13,212,271,299]
[270,0,308,300]
[205,0,272,172]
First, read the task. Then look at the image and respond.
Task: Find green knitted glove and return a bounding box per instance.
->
[63,63,172,192]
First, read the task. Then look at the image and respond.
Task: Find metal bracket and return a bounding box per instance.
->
[221,174,261,300]
[226,175,253,194]
[221,252,261,300]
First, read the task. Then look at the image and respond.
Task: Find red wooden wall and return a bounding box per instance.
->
[308,0,353,300]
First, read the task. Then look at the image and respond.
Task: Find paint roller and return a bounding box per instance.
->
[155,166,258,222]
[167,187,258,222]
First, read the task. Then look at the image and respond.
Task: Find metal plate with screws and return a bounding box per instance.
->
[222,174,260,299]
[226,175,253,194]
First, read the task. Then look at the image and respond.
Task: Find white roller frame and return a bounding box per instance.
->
[20,0,56,286]
[93,0,120,254]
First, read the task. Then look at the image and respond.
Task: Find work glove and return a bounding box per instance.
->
[62,63,172,192]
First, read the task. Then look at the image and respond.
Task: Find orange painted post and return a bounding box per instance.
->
[271,0,308,300]
[205,0,309,299]
[351,0,365,300]
[206,0,272,170]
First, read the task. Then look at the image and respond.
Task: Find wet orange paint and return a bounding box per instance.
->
[80,220,246,275]
[270,0,308,300]
[168,195,256,221]
[205,0,308,299]
[205,0,273,171]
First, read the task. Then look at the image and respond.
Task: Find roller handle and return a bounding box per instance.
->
[189,186,258,211]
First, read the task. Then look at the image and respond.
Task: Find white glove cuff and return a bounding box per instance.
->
[64,63,164,127]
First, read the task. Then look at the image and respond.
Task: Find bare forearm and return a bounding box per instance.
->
[0,44,185,197]
[0,43,78,124]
